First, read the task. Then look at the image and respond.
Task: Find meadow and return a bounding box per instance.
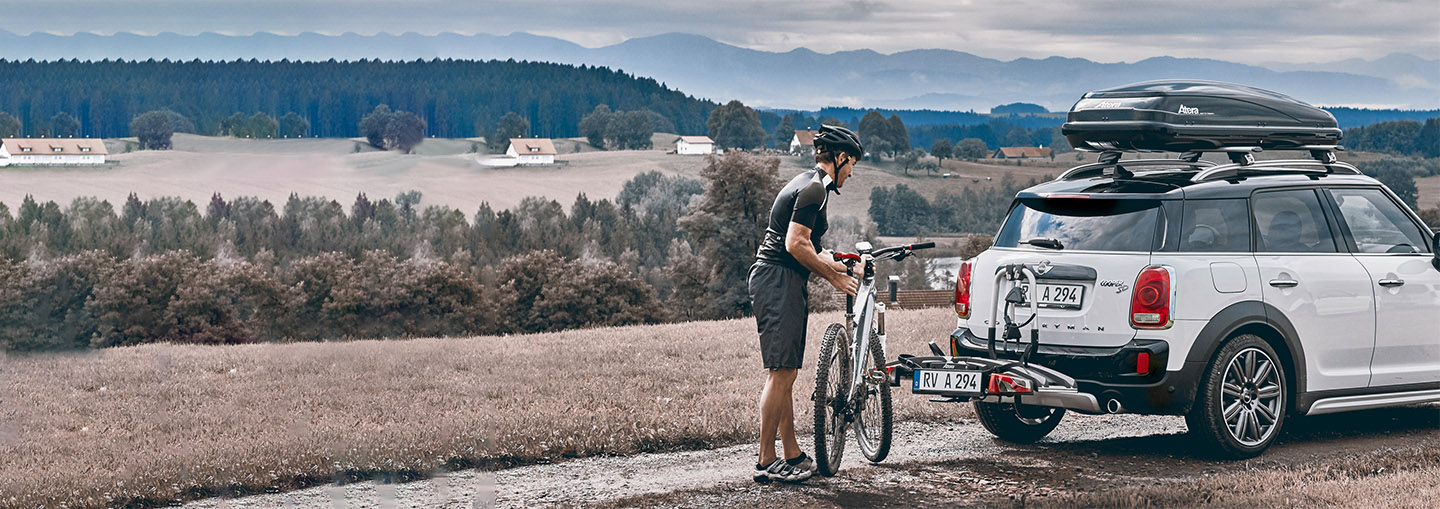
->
[0,133,1066,224]
[0,307,961,508]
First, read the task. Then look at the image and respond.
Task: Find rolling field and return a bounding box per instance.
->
[1,134,1062,224]
[1416,174,1440,209]
[0,307,962,508]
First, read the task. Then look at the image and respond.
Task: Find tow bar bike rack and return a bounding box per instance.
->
[881,263,1103,414]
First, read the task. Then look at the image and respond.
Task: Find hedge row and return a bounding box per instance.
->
[0,250,663,352]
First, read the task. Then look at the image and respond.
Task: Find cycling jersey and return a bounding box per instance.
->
[755,167,834,274]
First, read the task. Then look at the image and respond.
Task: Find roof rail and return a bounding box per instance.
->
[1191,160,1362,182]
[1057,158,1215,181]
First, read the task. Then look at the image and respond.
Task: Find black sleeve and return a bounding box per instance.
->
[790,181,827,230]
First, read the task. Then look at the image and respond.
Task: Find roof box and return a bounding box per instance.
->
[1061,80,1341,153]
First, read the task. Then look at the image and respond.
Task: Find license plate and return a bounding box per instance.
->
[1019,283,1085,309]
[913,369,984,394]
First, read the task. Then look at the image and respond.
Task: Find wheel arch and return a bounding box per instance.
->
[1184,301,1307,411]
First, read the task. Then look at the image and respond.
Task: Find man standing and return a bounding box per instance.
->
[748,125,864,482]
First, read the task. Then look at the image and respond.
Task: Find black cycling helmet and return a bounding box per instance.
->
[813,124,863,159]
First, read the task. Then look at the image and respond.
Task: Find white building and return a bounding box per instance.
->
[0,138,108,166]
[505,138,558,165]
[675,135,714,155]
[790,130,817,155]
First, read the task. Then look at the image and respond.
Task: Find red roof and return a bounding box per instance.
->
[2,138,108,156]
[508,138,557,155]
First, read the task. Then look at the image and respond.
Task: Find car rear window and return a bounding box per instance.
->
[995,198,1162,252]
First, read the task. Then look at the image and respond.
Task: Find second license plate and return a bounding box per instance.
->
[1019,283,1085,309]
[913,369,984,394]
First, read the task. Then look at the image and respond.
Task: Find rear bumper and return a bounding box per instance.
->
[950,327,1202,415]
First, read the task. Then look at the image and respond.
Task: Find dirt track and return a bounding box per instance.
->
[183,403,1439,508]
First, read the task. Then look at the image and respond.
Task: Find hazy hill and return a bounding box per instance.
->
[1,31,1434,111]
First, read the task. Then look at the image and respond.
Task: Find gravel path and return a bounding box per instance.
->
[183,404,1439,508]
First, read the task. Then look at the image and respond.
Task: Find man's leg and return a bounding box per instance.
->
[776,369,802,460]
[758,367,798,465]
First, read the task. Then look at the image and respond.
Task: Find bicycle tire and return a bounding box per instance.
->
[855,330,893,462]
[812,323,849,476]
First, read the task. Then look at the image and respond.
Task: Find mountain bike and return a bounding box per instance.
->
[812,240,934,476]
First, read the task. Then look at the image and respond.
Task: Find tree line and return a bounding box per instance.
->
[1342,118,1440,159]
[1,153,935,351]
[868,177,1041,236]
[0,58,715,139]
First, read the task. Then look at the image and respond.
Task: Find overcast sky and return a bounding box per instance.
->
[3,0,1437,63]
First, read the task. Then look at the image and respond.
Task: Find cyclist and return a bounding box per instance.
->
[748,124,863,482]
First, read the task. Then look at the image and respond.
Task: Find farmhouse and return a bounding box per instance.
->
[991,146,1052,159]
[505,138,558,165]
[790,130,817,155]
[0,138,108,166]
[674,135,714,155]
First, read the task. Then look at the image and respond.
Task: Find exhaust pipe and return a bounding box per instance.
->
[1105,399,1124,414]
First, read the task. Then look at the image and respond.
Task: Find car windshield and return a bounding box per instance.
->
[995,198,1161,252]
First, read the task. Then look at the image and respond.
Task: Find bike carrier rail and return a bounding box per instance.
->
[883,262,1105,414]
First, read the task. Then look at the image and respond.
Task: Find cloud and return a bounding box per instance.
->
[1,0,1435,63]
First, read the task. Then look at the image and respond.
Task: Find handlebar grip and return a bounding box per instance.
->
[909,241,936,250]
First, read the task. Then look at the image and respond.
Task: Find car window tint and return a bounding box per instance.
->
[1330,188,1431,254]
[995,199,1159,252]
[1252,189,1337,253]
[1180,199,1250,252]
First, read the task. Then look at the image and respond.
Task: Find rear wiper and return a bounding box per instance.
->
[1023,238,1064,250]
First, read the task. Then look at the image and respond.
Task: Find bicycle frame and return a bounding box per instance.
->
[842,252,883,405]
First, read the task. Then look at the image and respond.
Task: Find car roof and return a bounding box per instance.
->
[1017,167,1383,200]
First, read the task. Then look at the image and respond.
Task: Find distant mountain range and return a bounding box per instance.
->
[2,31,1436,111]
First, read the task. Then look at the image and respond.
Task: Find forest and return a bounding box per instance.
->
[0,58,716,139]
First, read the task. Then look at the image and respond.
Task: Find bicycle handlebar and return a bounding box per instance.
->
[833,241,937,264]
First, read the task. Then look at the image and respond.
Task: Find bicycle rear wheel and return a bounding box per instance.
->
[855,331,893,462]
[812,323,849,476]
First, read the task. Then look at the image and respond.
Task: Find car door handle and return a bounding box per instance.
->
[1268,279,1299,288]
[1378,278,1405,287]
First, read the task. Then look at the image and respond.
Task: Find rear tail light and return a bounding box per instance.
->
[954,260,974,318]
[1130,266,1172,329]
[1136,351,1151,375]
[987,373,1034,394]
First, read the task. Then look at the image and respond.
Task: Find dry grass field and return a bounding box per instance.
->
[1416,174,1440,209]
[0,307,962,508]
[0,134,1061,225]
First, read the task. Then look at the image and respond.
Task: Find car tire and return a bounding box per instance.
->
[973,401,1065,444]
[1186,334,1287,459]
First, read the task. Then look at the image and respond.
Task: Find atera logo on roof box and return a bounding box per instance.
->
[1177,104,1201,115]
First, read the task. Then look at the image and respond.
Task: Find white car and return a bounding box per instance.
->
[899,81,1440,458]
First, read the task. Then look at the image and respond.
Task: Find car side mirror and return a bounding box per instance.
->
[1432,233,1440,271]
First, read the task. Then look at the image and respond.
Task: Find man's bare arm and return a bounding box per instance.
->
[786,221,857,296]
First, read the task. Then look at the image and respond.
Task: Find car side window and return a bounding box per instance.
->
[1180,199,1251,252]
[1328,188,1431,254]
[1252,189,1338,253]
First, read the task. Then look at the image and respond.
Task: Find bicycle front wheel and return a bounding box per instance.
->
[812,323,849,476]
[854,331,893,462]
